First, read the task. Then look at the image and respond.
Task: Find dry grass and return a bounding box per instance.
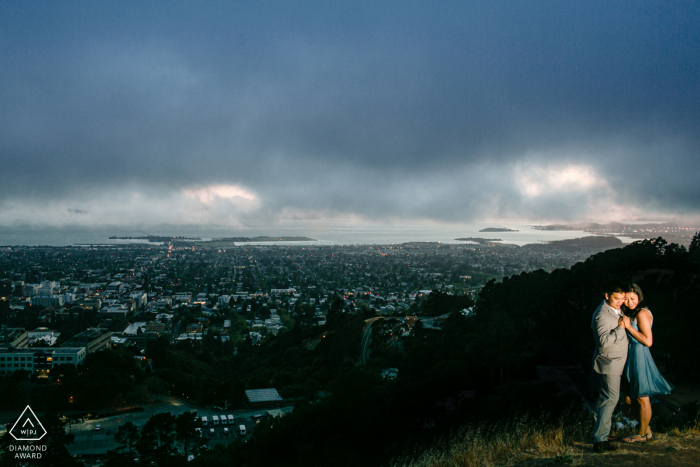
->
[391,410,590,467]
[391,401,700,467]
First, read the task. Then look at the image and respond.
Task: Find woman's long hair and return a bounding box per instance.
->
[622,283,648,321]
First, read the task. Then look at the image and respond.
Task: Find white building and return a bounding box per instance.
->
[0,347,86,376]
[123,322,148,335]
[130,293,147,307]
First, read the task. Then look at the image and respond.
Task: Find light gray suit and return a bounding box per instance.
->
[591,300,628,442]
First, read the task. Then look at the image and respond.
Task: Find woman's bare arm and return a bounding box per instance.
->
[624,309,653,347]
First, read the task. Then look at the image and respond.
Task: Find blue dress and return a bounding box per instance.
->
[624,309,674,398]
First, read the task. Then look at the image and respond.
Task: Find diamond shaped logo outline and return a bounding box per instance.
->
[9,405,47,441]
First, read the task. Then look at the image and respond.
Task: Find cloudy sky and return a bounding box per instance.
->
[1,1,699,228]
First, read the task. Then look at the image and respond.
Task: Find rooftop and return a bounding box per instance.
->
[245,388,283,403]
[65,328,110,341]
[0,347,84,354]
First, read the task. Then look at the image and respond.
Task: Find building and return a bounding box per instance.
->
[106,282,125,293]
[145,321,170,333]
[245,388,284,408]
[173,294,191,303]
[30,295,64,308]
[23,284,40,297]
[121,322,146,336]
[155,297,172,309]
[0,328,28,348]
[61,328,112,353]
[27,328,60,346]
[98,305,129,318]
[0,280,11,298]
[75,298,102,310]
[130,292,147,308]
[218,295,231,305]
[0,347,87,376]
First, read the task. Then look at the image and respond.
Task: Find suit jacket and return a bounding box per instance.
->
[591,300,628,375]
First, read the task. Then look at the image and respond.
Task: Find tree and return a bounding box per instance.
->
[175,411,198,459]
[371,318,404,352]
[690,231,700,265]
[137,413,177,466]
[114,422,139,455]
[422,290,474,316]
[39,412,78,466]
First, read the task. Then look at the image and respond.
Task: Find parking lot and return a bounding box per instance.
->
[197,417,252,441]
[68,412,257,455]
[71,430,118,453]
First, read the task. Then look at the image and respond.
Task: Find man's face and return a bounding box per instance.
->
[605,292,626,310]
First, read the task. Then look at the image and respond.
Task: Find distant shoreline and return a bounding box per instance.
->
[532,221,698,246]
[209,236,316,242]
[479,227,519,232]
[456,237,502,244]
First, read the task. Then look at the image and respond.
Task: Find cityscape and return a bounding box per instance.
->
[0,231,690,464]
[2,1,700,466]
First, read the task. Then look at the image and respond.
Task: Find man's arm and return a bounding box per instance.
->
[594,312,625,349]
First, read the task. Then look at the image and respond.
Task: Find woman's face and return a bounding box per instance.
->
[625,292,639,310]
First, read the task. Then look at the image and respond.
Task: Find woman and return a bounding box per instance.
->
[618,283,674,443]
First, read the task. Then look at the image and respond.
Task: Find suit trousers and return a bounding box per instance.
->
[592,372,621,442]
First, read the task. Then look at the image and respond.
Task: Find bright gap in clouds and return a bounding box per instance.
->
[182,185,257,204]
[516,164,604,197]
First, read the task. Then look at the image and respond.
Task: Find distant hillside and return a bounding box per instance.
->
[546,235,623,250]
[532,221,667,231]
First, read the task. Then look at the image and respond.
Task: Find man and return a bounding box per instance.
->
[591,279,629,451]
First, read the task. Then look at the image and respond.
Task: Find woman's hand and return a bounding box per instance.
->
[618,317,626,328]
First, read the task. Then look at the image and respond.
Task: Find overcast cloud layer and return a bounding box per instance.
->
[1,1,699,228]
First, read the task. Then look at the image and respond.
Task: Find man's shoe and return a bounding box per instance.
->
[593,441,618,452]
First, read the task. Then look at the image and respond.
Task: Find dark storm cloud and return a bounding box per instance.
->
[0,1,699,225]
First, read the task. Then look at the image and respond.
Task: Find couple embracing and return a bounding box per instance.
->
[590,280,674,451]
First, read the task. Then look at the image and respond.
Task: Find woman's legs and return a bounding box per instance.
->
[637,396,652,435]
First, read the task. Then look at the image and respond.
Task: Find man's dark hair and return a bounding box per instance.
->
[602,279,625,296]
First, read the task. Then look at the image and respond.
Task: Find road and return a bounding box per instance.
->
[360,318,380,364]
[66,399,270,455]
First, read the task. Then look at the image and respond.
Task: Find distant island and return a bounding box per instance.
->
[479,227,519,232]
[456,237,502,244]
